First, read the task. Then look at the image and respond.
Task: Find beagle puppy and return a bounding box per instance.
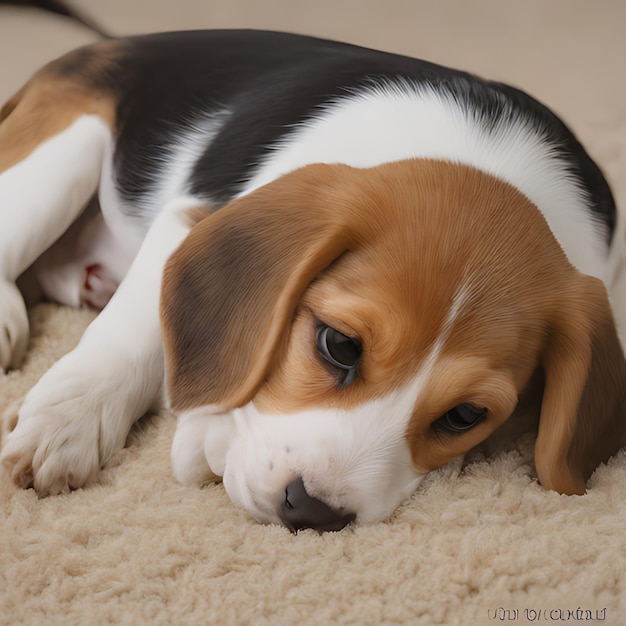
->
[1,30,625,532]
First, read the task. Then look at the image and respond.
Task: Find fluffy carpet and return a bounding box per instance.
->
[1,1,625,624]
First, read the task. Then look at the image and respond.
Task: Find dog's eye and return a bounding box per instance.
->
[316,324,361,386]
[433,403,487,434]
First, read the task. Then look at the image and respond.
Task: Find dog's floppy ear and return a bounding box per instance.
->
[161,164,362,410]
[535,274,626,494]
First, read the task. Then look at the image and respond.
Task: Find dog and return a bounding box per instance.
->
[1,26,625,532]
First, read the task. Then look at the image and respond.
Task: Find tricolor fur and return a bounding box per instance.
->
[0,31,625,531]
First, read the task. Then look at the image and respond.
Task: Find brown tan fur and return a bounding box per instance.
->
[0,40,120,174]
[161,159,626,496]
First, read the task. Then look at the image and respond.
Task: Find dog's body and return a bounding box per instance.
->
[1,30,625,531]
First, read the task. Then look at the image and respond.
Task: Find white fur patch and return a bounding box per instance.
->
[0,115,111,370]
[202,389,425,526]
[151,109,232,214]
[0,115,111,281]
[241,81,608,280]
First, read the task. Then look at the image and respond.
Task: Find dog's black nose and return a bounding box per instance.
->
[280,477,356,532]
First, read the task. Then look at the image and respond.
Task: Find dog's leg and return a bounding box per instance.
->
[0,115,111,370]
[0,200,196,494]
[0,70,116,371]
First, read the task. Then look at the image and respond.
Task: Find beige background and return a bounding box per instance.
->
[1,1,625,624]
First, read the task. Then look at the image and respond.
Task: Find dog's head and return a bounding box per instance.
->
[161,159,626,531]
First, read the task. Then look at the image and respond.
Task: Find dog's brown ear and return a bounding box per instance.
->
[161,164,361,410]
[535,274,626,494]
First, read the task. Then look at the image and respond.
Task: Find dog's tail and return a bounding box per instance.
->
[0,0,111,38]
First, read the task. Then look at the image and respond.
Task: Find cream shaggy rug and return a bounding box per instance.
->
[1,1,626,624]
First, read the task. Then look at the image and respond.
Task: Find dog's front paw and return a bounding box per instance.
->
[0,352,135,495]
[0,280,29,372]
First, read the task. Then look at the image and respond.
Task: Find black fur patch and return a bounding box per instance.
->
[106,30,614,241]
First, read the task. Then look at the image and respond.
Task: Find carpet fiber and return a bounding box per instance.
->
[1,1,625,623]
